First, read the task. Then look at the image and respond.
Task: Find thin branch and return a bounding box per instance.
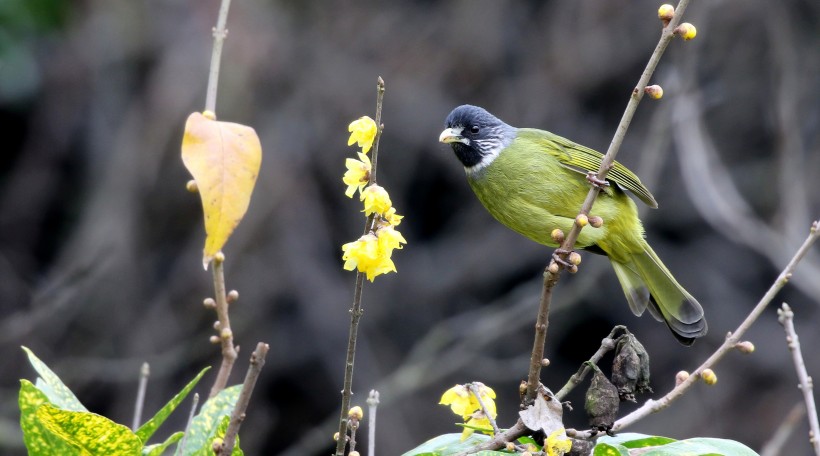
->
[777,303,820,455]
[524,0,692,404]
[178,393,200,454]
[219,342,270,456]
[555,326,625,401]
[760,402,807,456]
[468,383,501,436]
[613,221,820,431]
[209,255,239,398]
[367,390,380,456]
[131,362,150,430]
[205,0,233,113]
[335,77,386,456]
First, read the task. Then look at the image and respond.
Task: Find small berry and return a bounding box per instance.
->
[701,368,718,385]
[589,215,604,228]
[675,370,690,386]
[645,85,664,100]
[658,4,675,22]
[551,228,565,244]
[576,214,589,227]
[186,180,198,193]
[675,23,697,41]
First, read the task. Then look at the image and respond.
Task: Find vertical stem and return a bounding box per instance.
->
[209,256,238,398]
[524,268,559,401]
[336,78,386,456]
[131,362,150,430]
[367,390,380,456]
[220,342,270,456]
[205,0,233,113]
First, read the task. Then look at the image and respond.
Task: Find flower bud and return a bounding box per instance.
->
[349,452,360,456]
[645,85,664,100]
[548,262,560,274]
[576,214,589,227]
[209,335,220,344]
[569,252,582,266]
[211,437,223,452]
[568,264,579,274]
[214,251,225,263]
[701,368,717,385]
[333,432,340,441]
[675,370,690,386]
[658,4,675,22]
[186,180,199,193]
[203,297,216,308]
[589,216,604,228]
[541,358,551,367]
[220,327,233,340]
[348,405,364,421]
[227,290,239,303]
[674,23,697,41]
[202,110,217,120]
[735,341,755,354]
[551,228,565,244]
[505,442,516,451]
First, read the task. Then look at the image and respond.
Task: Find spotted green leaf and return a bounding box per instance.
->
[22,346,86,412]
[19,379,74,455]
[143,432,184,456]
[593,442,630,456]
[175,385,240,456]
[214,415,243,456]
[401,433,508,455]
[136,367,210,444]
[36,403,141,455]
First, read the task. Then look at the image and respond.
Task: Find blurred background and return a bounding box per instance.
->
[2,0,819,454]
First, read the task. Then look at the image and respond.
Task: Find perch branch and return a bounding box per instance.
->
[205,0,232,113]
[219,342,270,456]
[209,256,238,398]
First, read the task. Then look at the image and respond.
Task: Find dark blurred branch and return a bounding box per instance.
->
[205,0,232,113]
[219,342,270,456]
[761,402,807,456]
[335,77,386,456]
[614,221,820,431]
[555,326,625,401]
[524,0,692,404]
[777,303,820,455]
[209,255,239,398]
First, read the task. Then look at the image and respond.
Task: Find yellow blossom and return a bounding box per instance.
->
[461,414,493,441]
[361,184,392,216]
[343,152,371,198]
[545,428,572,456]
[377,225,407,252]
[439,383,497,420]
[341,234,397,281]
[382,207,403,226]
[348,116,378,153]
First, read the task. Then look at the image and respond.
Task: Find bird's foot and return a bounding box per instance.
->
[586,171,609,190]
[551,248,573,268]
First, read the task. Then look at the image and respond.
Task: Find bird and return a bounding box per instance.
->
[439,104,706,345]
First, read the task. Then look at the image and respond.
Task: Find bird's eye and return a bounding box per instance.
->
[469,125,480,134]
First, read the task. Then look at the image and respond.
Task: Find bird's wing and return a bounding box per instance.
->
[520,128,658,208]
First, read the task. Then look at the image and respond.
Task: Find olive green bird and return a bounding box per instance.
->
[439,105,706,345]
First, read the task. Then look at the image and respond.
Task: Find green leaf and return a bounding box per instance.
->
[19,379,75,455]
[593,442,630,456]
[136,367,210,444]
[175,385,241,456]
[637,438,759,456]
[598,432,677,448]
[36,403,141,455]
[214,415,243,456]
[22,346,87,412]
[401,433,508,455]
[143,432,184,456]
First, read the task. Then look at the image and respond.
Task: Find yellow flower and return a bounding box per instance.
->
[382,207,403,226]
[343,152,371,198]
[545,428,572,456]
[341,234,397,281]
[377,225,407,252]
[348,116,378,153]
[361,184,392,216]
[461,415,493,441]
[439,383,497,420]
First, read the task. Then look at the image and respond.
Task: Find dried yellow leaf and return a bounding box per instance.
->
[181,112,262,269]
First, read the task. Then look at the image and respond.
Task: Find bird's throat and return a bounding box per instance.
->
[452,143,484,168]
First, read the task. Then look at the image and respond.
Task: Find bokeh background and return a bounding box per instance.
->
[2,0,819,454]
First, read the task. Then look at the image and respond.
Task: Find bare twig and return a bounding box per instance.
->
[205,0,232,113]
[555,326,625,401]
[760,402,807,456]
[131,362,150,430]
[524,0,693,404]
[468,383,501,436]
[777,303,820,455]
[367,390,380,456]
[219,342,270,456]
[209,255,239,398]
[178,393,200,454]
[335,77,386,456]
[613,221,820,431]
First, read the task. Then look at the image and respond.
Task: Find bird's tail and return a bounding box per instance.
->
[610,243,707,345]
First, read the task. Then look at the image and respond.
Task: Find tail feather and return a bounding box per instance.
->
[610,244,707,345]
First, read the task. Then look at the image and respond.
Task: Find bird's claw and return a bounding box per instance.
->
[586,171,609,190]
[551,248,573,268]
